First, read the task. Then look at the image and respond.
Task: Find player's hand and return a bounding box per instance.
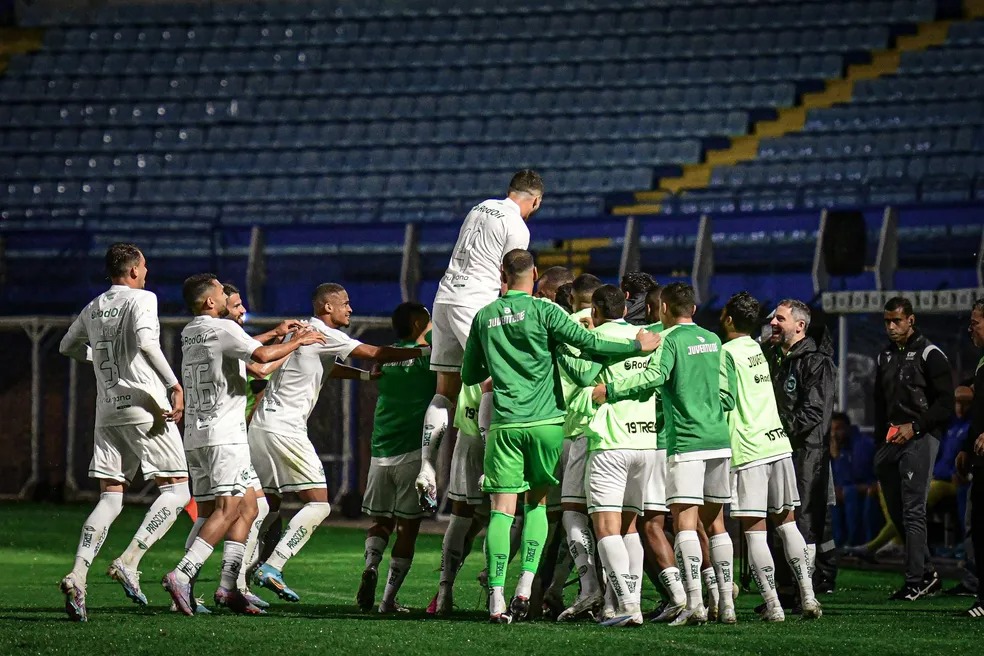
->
[370,364,383,380]
[164,384,184,423]
[956,450,971,475]
[293,326,328,346]
[891,422,915,445]
[636,329,661,352]
[592,383,607,405]
[579,315,594,329]
[274,319,305,338]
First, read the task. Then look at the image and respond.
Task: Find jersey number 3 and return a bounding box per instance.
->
[94,340,121,388]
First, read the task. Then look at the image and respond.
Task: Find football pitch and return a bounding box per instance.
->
[1,503,980,656]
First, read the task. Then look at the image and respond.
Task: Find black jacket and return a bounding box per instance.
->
[625,293,648,325]
[873,330,953,444]
[961,353,984,460]
[769,331,837,451]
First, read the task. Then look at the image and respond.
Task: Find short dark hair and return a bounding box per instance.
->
[508,169,544,196]
[973,297,984,316]
[537,266,574,292]
[831,411,851,426]
[725,291,761,334]
[884,295,913,316]
[312,282,346,312]
[572,273,603,297]
[391,302,429,340]
[105,242,142,279]
[645,285,663,309]
[592,284,626,320]
[502,249,535,279]
[222,283,240,297]
[183,273,218,313]
[660,282,696,318]
[778,298,812,329]
[621,272,658,296]
[555,283,574,314]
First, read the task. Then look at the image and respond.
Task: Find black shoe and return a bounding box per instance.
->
[813,577,836,594]
[647,599,670,622]
[920,571,942,598]
[890,583,923,601]
[509,595,530,622]
[356,567,378,612]
[967,600,984,618]
[945,582,977,597]
[754,591,797,615]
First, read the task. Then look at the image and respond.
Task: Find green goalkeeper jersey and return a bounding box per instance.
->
[722,335,792,469]
[462,290,644,429]
[371,337,436,459]
[453,383,483,438]
[607,322,735,460]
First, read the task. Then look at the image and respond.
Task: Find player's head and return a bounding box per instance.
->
[771,299,811,348]
[183,273,226,317]
[590,284,626,326]
[971,297,984,348]
[722,291,761,337]
[659,282,696,323]
[620,271,658,297]
[313,283,352,328]
[572,273,604,311]
[507,169,544,220]
[501,249,537,289]
[554,282,574,314]
[536,266,574,302]
[644,284,663,324]
[391,302,431,342]
[830,411,851,446]
[105,242,146,289]
[883,295,915,346]
[222,283,246,326]
[955,385,973,420]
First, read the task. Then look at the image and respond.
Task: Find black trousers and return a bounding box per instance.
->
[971,471,984,603]
[874,436,938,586]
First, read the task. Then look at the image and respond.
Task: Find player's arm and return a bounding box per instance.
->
[246,356,288,379]
[720,350,737,412]
[348,342,429,364]
[251,326,327,362]
[555,343,605,387]
[328,362,382,381]
[59,315,91,362]
[601,339,674,404]
[545,303,659,357]
[787,354,835,440]
[914,348,955,437]
[252,319,306,345]
[130,295,184,421]
[461,319,489,386]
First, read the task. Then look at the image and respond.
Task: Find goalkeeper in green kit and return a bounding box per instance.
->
[460,249,661,623]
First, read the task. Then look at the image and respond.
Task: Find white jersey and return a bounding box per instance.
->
[433,197,530,310]
[63,285,174,427]
[250,317,363,440]
[180,315,263,450]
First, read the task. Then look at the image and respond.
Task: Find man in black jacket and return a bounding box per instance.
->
[956,297,984,617]
[874,296,953,600]
[767,299,837,602]
[621,272,658,326]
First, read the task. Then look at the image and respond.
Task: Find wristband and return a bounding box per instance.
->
[360,370,372,381]
[418,345,432,356]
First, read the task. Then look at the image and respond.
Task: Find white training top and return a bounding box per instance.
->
[250,316,363,440]
[433,197,530,310]
[180,315,263,450]
[61,285,175,427]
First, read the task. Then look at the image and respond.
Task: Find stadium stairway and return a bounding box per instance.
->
[611,0,984,216]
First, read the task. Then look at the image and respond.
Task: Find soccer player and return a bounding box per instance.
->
[58,243,190,622]
[535,266,575,303]
[162,273,326,616]
[358,302,435,613]
[721,292,821,621]
[415,170,543,511]
[592,282,737,626]
[461,249,660,622]
[249,283,429,602]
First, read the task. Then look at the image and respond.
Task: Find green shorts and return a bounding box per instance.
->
[482,423,565,494]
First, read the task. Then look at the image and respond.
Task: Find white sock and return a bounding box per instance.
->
[490,586,507,616]
[675,530,702,609]
[597,535,636,613]
[702,568,719,607]
[238,495,269,589]
[71,491,124,583]
[778,523,816,603]
[185,517,206,551]
[440,514,471,585]
[382,556,412,605]
[120,482,191,569]
[563,510,600,596]
[516,570,535,599]
[175,537,214,584]
[806,542,817,579]
[421,394,451,464]
[710,533,734,611]
[746,530,779,607]
[478,391,493,442]
[658,567,687,606]
[218,541,246,590]
[264,502,331,571]
[604,572,617,612]
[623,532,644,607]
[365,535,386,570]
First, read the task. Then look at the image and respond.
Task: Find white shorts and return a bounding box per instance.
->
[186,443,252,502]
[585,448,656,515]
[644,449,669,513]
[448,432,485,505]
[362,459,427,519]
[731,456,801,518]
[248,427,326,495]
[561,436,588,505]
[547,439,572,511]
[430,302,477,373]
[89,420,187,483]
[666,456,731,506]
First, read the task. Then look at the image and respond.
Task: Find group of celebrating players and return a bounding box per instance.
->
[57,169,824,627]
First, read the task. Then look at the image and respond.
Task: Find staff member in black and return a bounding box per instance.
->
[874,296,953,600]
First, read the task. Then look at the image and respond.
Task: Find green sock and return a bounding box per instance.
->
[487,510,514,588]
[520,503,548,574]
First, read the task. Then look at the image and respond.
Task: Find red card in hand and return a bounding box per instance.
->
[886,425,900,443]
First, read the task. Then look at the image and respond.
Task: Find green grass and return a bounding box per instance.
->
[0,502,981,656]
